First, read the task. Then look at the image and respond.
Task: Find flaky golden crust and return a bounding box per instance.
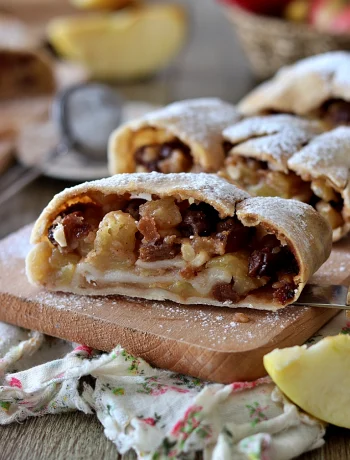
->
[288,127,350,240]
[28,172,332,309]
[108,98,240,174]
[238,52,350,116]
[30,173,250,244]
[223,114,323,173]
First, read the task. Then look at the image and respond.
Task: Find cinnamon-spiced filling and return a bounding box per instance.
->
[223,154,345,231]
[31,195,300,305]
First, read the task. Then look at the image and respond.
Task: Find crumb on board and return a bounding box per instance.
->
[232,312,250,323]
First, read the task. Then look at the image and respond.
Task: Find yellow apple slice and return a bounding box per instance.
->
[264,334,350,428]
[71,0,137,10]
[47,5,187,80]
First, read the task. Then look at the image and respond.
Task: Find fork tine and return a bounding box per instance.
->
[0,166,43,207]
[0,163,35,193]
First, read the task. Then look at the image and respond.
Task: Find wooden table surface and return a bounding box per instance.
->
[1,0,349,458]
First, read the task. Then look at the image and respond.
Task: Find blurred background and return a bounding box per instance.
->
[0,0,349,237]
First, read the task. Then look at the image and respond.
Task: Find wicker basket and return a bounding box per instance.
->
[225,4,350,79]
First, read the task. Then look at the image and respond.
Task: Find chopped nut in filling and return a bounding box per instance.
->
[222,154,345,232]
[28,194,301,306]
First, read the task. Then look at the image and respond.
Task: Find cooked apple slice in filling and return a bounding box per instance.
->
[26,173,332,310]
[221,116,350,241]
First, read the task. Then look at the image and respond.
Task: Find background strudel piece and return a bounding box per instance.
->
[108,98,240,175]
[238,52,350,129]
[0,14,55,99]
[221,115,349,241]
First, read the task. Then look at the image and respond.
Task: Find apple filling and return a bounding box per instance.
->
[132,127,193,173]
[223,155,345,231]
[28,195,300,305]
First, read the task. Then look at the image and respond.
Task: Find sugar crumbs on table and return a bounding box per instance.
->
[34,291,107,311]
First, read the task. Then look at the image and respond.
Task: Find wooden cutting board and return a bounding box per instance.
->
[0,225,348,384]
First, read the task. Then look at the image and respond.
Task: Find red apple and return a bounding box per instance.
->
[330,5,350,33]
[309,0,346,31]
[218,0,292,16]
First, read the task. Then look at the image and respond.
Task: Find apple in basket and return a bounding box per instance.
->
[310,0,350,33]
[218,0,291,16]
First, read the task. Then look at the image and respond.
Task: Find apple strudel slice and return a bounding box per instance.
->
[221,115,350,241]
[0,15,55,99]
[108,98,240,175]
[238,52,350,129]
[26,173,331,310]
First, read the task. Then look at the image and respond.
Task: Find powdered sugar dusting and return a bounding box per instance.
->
[89,172,248,203]
[128,298,308,347]
[277,51,350,88]
[34,291,101,311]
[238,197,309,232]
[0,223,32,262]
[81,172,244,201]
[143,98,240,150]
[224,115,349,195]
[27,291,310,348]
[224,114,320,141]
[239,51,350,114]
[288,126,350,189]
[35,173,251,234]
[224,115,321,168]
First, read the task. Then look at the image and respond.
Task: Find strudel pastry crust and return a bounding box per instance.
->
[221,115,349,241]
[26,173,331,310]
[238,52,350,128]
[108,98,240,174]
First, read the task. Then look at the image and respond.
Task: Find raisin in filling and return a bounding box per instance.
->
[139,239,181,262]
[46,197,299,305]
[248,234,298,304]
[179,202,219,237]
[216,217,254,253]
[320,99,350,127]
[48,203,104,252]
[212,282,240,303]
[223,141,234,156]
[134,140,193,173]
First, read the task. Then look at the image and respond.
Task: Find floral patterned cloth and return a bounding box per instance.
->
[0,312,348,459]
